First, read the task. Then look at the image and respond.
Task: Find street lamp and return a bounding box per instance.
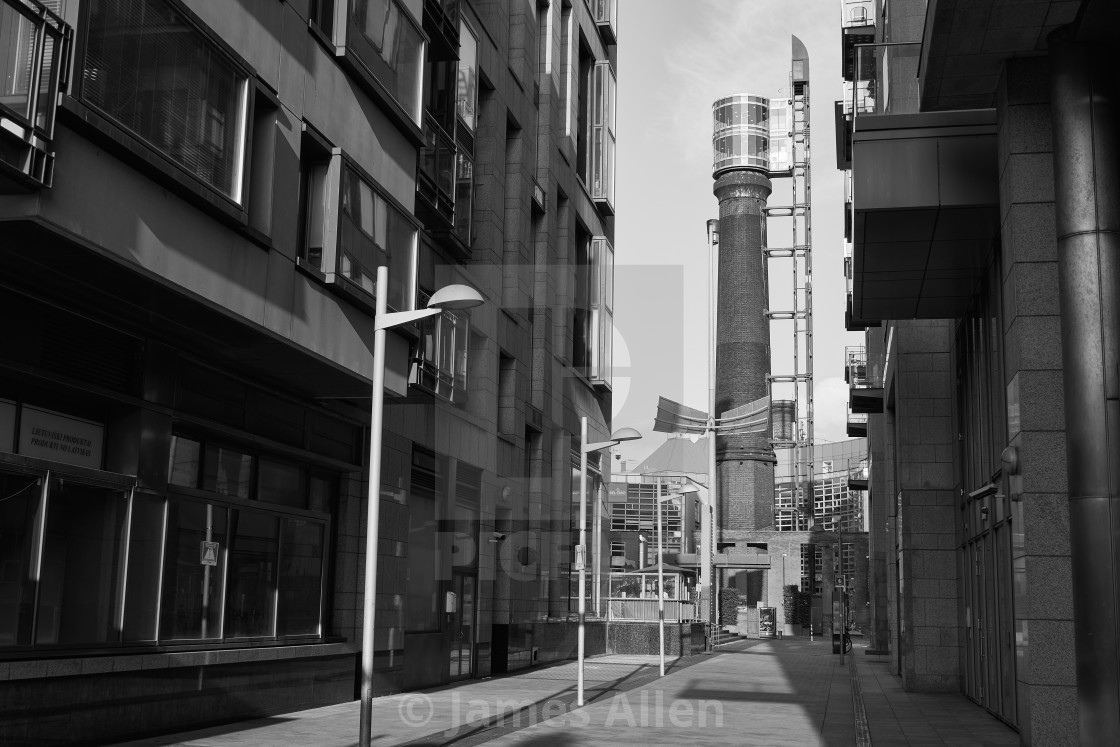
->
[577,416,641,706]
[704,218,719,643]
[657,484,699,676]
[359,266,484,747]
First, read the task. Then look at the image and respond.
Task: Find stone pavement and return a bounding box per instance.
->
[112,640,1021,746]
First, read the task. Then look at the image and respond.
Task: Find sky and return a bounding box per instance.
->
[610,0,861,466]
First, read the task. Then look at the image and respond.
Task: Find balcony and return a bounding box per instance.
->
[590,0,618,45]
[416,115,456,228]
[851,108,999,321]
[846,410,868,438]
[846,346,883,414]
[844,242,878,331]
[0,0,70,191]
[834,81,875,170]
[840,0,875,82]
[847,458,869,491]
[422,0,460,59]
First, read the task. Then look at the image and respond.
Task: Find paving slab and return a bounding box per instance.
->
[111,641,1023,747]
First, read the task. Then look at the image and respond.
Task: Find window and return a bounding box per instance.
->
[456,16,478,132]
[590,0,617,44]
[589,236,613,383]
[411,244,472,401]
[80,0,249,201]
[160,435,332,642]
[576,37,591,182]
[0,0,69,186]
[300,151,418,313]
[350,0,424,120]
[310,0,426,127]
[453,151,473,245]
[589,60,616,212]
[413,300,470,402]
[571,232,613,386]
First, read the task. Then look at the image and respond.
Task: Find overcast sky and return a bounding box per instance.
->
[610,0,861,466]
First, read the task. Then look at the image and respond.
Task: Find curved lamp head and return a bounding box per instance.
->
[609,427,642,443]
[677,484,699,495]
[707,218,720,246]
[427,284,484,311]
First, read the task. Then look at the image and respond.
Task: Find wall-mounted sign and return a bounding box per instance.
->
[607,482,628,503]
[18,405,105,469]
[200,541,219,566]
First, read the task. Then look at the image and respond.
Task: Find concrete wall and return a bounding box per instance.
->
[888,319,960,692]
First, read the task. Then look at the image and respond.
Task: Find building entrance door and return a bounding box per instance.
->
[962,511,1016,726]
[449,573,475,680]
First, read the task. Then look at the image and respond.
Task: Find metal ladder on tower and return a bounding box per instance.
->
[764,72,815,531]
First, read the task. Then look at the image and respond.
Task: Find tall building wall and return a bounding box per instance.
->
[0,0,620,742]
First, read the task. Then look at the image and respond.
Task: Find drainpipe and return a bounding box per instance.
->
[1049,28,1120,745]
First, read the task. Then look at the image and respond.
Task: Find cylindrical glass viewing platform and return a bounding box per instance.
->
[712,94,793,177]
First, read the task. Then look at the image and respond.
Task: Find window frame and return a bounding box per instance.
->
[0,0,71,188]
[161,433,334,643]
[298,148,421,316]
[455,14,478,133]
[70,0,255,206]
[411,289,472,403]
[60,0,275,231]
[310,0,428,141]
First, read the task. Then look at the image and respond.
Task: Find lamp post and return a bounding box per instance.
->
[704,218,719,646]
[577,416,641,706]
[657,485,699,675]
[359,267,483,747]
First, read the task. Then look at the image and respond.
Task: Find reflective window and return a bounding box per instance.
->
[590,60,617,210]
[202,443,252,500]
[225,509,279,638]
[82,0,248,201]
[168,435,201,488]
[160,500,227,640]
[36,479,128,645]
[453,151,474,244]
[0,473,42,646]
[340,163,417,311]
[0,0,66,137]
[348,0,425,125]
[122,492,165,641]
[258,458,307,509]
[277,517,324,636]
[456,17,478,131]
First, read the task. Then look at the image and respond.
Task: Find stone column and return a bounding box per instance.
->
[1049,31,1120,745]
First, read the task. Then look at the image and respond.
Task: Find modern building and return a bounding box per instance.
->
[610,435,869,636]
[838,0,1119,743]
[0,0,620,742]
[608,435,707,571]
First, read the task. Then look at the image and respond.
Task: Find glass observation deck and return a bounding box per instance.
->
[712,94,792,177]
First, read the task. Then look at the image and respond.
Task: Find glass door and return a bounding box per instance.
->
[449,572,475,680]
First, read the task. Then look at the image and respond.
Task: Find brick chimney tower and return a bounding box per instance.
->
[711,94,791,532]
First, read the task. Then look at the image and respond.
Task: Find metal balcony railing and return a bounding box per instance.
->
[0,0,71,187]
[841,0,875,29]
[846,407,868,437]
[607,598,697,623]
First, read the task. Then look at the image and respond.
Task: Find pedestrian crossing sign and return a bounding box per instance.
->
[200,541,219,566]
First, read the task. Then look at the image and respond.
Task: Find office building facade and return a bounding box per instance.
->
[0,0,619,742]
[839,0,1119,742]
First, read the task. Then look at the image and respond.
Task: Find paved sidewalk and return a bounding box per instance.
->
[113,640,1021,746]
